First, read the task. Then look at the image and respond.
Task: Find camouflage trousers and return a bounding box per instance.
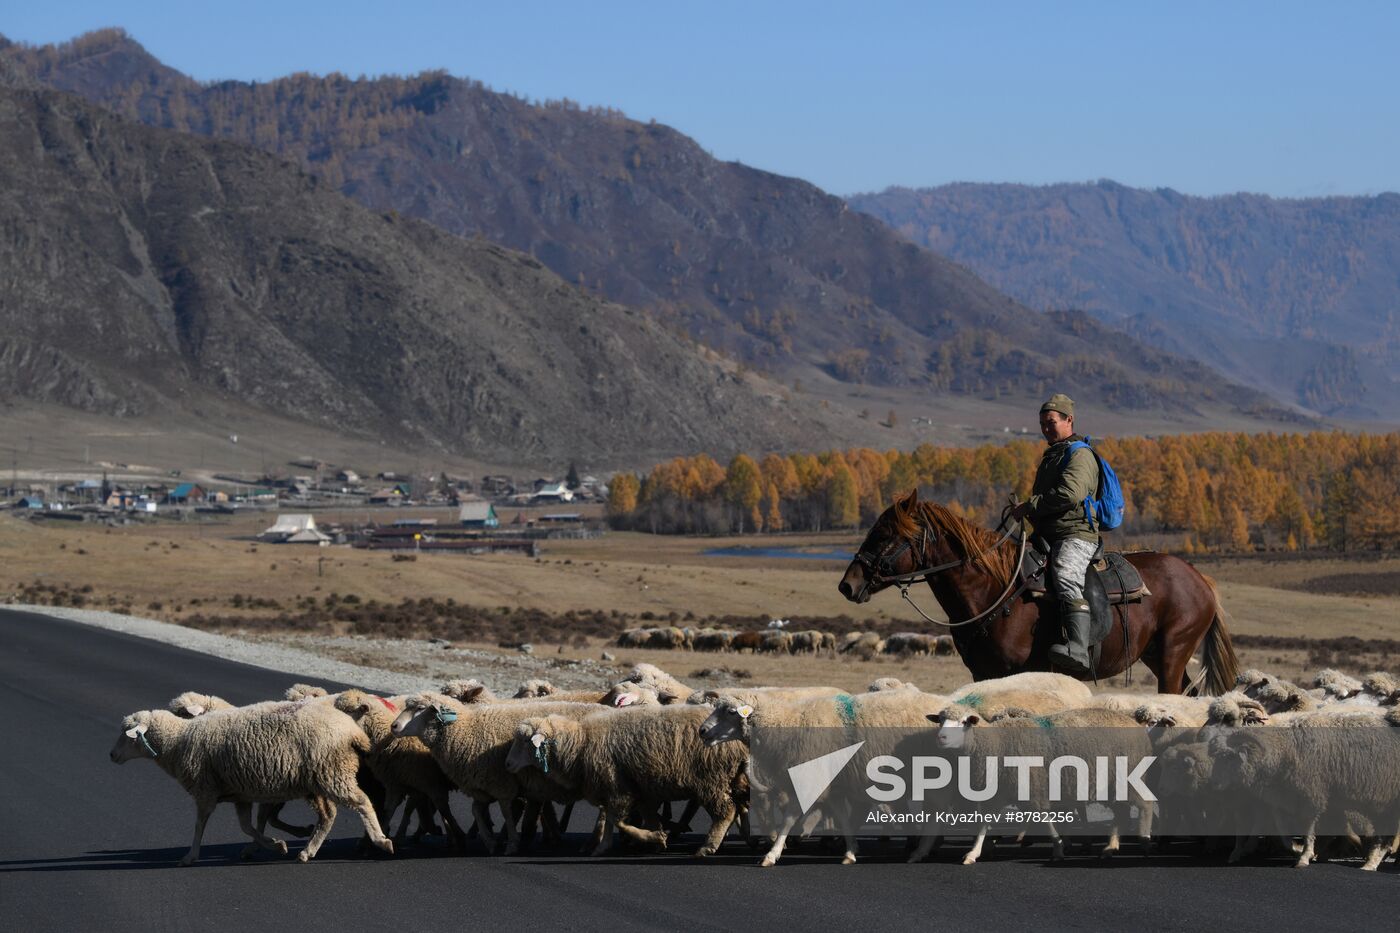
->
[1049,536,1098,612]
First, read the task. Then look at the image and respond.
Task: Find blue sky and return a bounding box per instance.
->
[5,1,1397,197]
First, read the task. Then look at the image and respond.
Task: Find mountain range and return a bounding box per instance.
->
[0,29,1297,437]
[848,181,1400,419]
[0,79,825,463]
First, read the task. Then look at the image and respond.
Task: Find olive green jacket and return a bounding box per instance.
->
[1027,434,1100,543]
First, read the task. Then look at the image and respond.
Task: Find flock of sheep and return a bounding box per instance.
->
[617,626,954,659]
[110,663,1400,872]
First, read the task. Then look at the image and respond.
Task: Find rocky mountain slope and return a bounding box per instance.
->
[0,30,1295,421]
[0,83,824,463]
[849,180,1400,419]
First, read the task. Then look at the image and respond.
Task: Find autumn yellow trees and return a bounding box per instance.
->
[607,431,1400,551]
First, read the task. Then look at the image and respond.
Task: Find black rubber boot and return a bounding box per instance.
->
[1048,609,1092,677]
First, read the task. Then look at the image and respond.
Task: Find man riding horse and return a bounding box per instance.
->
[1010,393,1097,677]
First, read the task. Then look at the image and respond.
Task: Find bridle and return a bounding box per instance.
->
[852,506,1030,628]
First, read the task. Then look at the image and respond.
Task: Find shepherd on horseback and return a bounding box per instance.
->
[1009,393,1098,677]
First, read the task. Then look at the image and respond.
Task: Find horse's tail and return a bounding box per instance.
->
[1187,574,1240,696]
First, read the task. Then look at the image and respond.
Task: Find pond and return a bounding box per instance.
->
[702,545,854,561]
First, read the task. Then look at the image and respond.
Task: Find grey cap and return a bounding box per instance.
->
[1040,394,1075,418]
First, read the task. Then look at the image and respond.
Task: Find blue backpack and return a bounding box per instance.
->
[1063,437,1124,531]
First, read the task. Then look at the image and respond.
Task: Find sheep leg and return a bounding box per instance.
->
[558,801,576,836]
[430,791,468,851]
[258,802,314,838]
[1101,824,1121,858]
[1227,834,1259,864]
[760,814,800,867]
[500,799,526,855]
[235,801,288,859]
[613,817,669,849]
[695,797,735,857]
[592,809,619,856]
[380,786,407,842]
[329,785,394,857]
[299,795,338,863]
[408,794,441,840]
[538,802,562,846]
[180,799,217,867]
[670,799,700,834]
[963,824,991,865]
[588,810,607,853]
[515,800,542,853]
[908,834,942,863]
[1360,840,1388,871]
[840,833,858,865]
[1294,826,1317,869]
[469,800,497,852]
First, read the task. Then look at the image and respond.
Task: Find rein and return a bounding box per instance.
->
[856,507,1028,629]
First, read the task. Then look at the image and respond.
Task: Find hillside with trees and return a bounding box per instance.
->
[607,432,1400,553]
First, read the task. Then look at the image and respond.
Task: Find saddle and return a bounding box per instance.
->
[1019,540,1152,672]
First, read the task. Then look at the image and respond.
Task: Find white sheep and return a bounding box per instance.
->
[508,705,747,857]
[334,689,469,849]
[699,689,949,866]
[923,704,1154,864]
[951,672,1093,705]
[1208,713,1400,869]
[390,693,604,854]
[110,701,393,865]
[1312,669,1364,701]
[618,663,692,701]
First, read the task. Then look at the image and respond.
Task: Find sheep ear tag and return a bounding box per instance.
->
[435,707,458,725]
[737,705,754,719]
[531,733,547,748]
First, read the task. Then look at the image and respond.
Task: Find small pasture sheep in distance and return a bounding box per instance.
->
[692,630,735,653]
[758,630,792,654]
[840,631,885,660]
[731,631,763,653]
[110,702,393,865]
[508,706,747,857]
[884,632,937,657]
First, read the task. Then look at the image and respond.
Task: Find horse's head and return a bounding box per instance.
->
[839,489,933,603]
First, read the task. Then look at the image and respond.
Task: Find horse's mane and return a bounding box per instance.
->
[889,497,1017,589]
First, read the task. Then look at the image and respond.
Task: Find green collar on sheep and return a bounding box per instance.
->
[434,706,458,725]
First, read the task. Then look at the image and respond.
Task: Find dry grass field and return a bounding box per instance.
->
[3,508,1397,694]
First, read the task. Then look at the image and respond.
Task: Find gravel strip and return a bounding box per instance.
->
[2,604,613,696]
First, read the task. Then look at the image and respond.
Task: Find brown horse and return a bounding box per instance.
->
[838,491,1239,695]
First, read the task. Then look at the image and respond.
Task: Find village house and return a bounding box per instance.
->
[459,500,500,528]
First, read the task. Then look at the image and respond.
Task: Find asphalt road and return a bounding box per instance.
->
[1,608,1396,932]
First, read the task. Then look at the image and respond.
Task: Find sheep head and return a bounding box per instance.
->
[602,681,660,708]
[928,703,981,749]
[111,711,160,763]
[699,697,754,747]
[513,679,557,699]
[440,679,496,703]
[392,694,457,737]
